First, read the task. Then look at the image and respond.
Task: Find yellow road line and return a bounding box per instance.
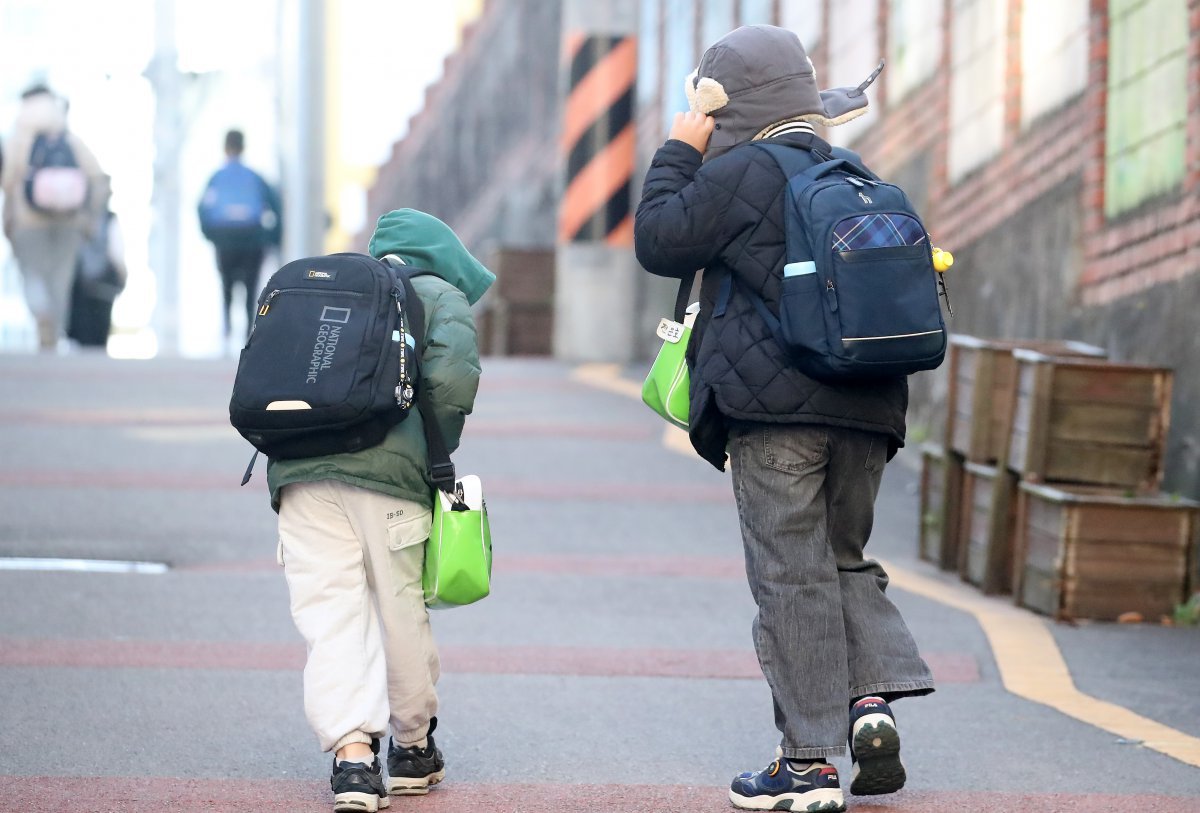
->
[571,363,643,399]
[883,563,1200,768]
[570,364,704,460]
[662,424,693,456]
[572,362,1200,770]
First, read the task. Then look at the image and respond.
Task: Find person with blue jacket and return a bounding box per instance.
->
[198,129,282,341]
[269,209,493,813]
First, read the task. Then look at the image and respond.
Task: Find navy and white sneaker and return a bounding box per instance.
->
[331,749,390,812]
[848,696,905,795]
[729,758,845,811]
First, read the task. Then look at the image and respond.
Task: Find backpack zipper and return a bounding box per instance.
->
[257,287,366,316]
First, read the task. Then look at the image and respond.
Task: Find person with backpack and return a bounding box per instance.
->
[263,209,493,813]
[198,129,282,342]
[634,25,936,813]
[1,83,105,351]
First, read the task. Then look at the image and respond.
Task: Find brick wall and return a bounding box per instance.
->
[850,0,1200,496]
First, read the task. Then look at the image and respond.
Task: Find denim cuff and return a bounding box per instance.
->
[851,679,936,701]
[780,745,846,760]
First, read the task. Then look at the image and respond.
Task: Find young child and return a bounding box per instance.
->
[267,208,494,812]
[634,26,934,813]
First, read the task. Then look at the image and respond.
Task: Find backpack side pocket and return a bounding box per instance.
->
[778,266,829,362]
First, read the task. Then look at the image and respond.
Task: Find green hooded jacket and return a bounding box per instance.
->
[266,209,495,512]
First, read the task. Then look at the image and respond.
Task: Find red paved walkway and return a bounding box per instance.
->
[0,638,980,682]
[3,776,1193,813]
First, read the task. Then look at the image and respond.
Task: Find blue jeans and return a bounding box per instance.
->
[728,422,935,760]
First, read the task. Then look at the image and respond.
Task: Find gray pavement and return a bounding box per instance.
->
[0,351,1197,811]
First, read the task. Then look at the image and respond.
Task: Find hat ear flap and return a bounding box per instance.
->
[684,70,699,113]
[692,76,729,115]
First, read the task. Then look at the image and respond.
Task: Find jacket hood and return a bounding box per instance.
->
[685,25,882,161]
[368,208,495,305]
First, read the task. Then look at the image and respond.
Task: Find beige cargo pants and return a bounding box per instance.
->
[278,479,438,753]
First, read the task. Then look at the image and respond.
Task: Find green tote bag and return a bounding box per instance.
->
[423,475,492,609]
[642,271,699,430]
[641,314,693,429]
[398,264,492,610]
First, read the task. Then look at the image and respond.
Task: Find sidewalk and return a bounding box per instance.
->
[0,352,1196,812]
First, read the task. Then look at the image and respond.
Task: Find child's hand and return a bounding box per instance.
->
[668,111,715,155]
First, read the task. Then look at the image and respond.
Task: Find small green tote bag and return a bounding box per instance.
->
[642,293,699,430]
[423,475,492,609]
[397,264,492,611]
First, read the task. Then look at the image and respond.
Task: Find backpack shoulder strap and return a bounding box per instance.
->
[383,257,457,495]
[755,141,879,186]
[739,143,823,342]
[752,141,825,187]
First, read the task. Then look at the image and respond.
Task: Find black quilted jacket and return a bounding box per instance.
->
[634,133,908,471]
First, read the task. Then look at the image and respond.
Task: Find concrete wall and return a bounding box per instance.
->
[363,0,562,255]
[363,0,563,354]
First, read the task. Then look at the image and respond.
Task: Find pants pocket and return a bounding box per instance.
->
[759,425,827,475]
[388,509,433,552]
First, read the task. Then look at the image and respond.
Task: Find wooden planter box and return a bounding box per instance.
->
[945,336,1106,464]
[483,248,555,356]
[1007,351,1173,493]
[959,461,1021,594]
[1015,482,1199,621]
[918,444,943,563]
[919,444,968,572]
[918,444,947,564]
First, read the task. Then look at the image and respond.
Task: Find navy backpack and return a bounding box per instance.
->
[746,143,947,383]
[198,163,270,238]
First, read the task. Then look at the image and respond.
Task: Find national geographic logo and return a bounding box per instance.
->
[306,306,351,384]
[307,269,337,281]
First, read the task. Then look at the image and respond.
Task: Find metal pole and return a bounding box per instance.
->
[280,0,326,261]
[149,0,182,355]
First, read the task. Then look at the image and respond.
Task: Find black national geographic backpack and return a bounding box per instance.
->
[229,253,424,478]
[743,143,947,382]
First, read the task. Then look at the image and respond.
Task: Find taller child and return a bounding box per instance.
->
[634,25,934,813]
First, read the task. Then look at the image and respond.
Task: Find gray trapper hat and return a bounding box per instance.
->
[684,25,884,160]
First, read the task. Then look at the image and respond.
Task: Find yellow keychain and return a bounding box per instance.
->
[931,246,954,315]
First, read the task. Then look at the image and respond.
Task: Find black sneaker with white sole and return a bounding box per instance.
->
[848,696,906,795]
[387,716,446,796]
[330,755,390,812]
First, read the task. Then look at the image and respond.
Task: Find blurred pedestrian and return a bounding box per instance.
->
[634,25,934,813]
[197,128,282,342]
[1,83,106,351]
[67,176,126,348]
[268,209,493,813]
